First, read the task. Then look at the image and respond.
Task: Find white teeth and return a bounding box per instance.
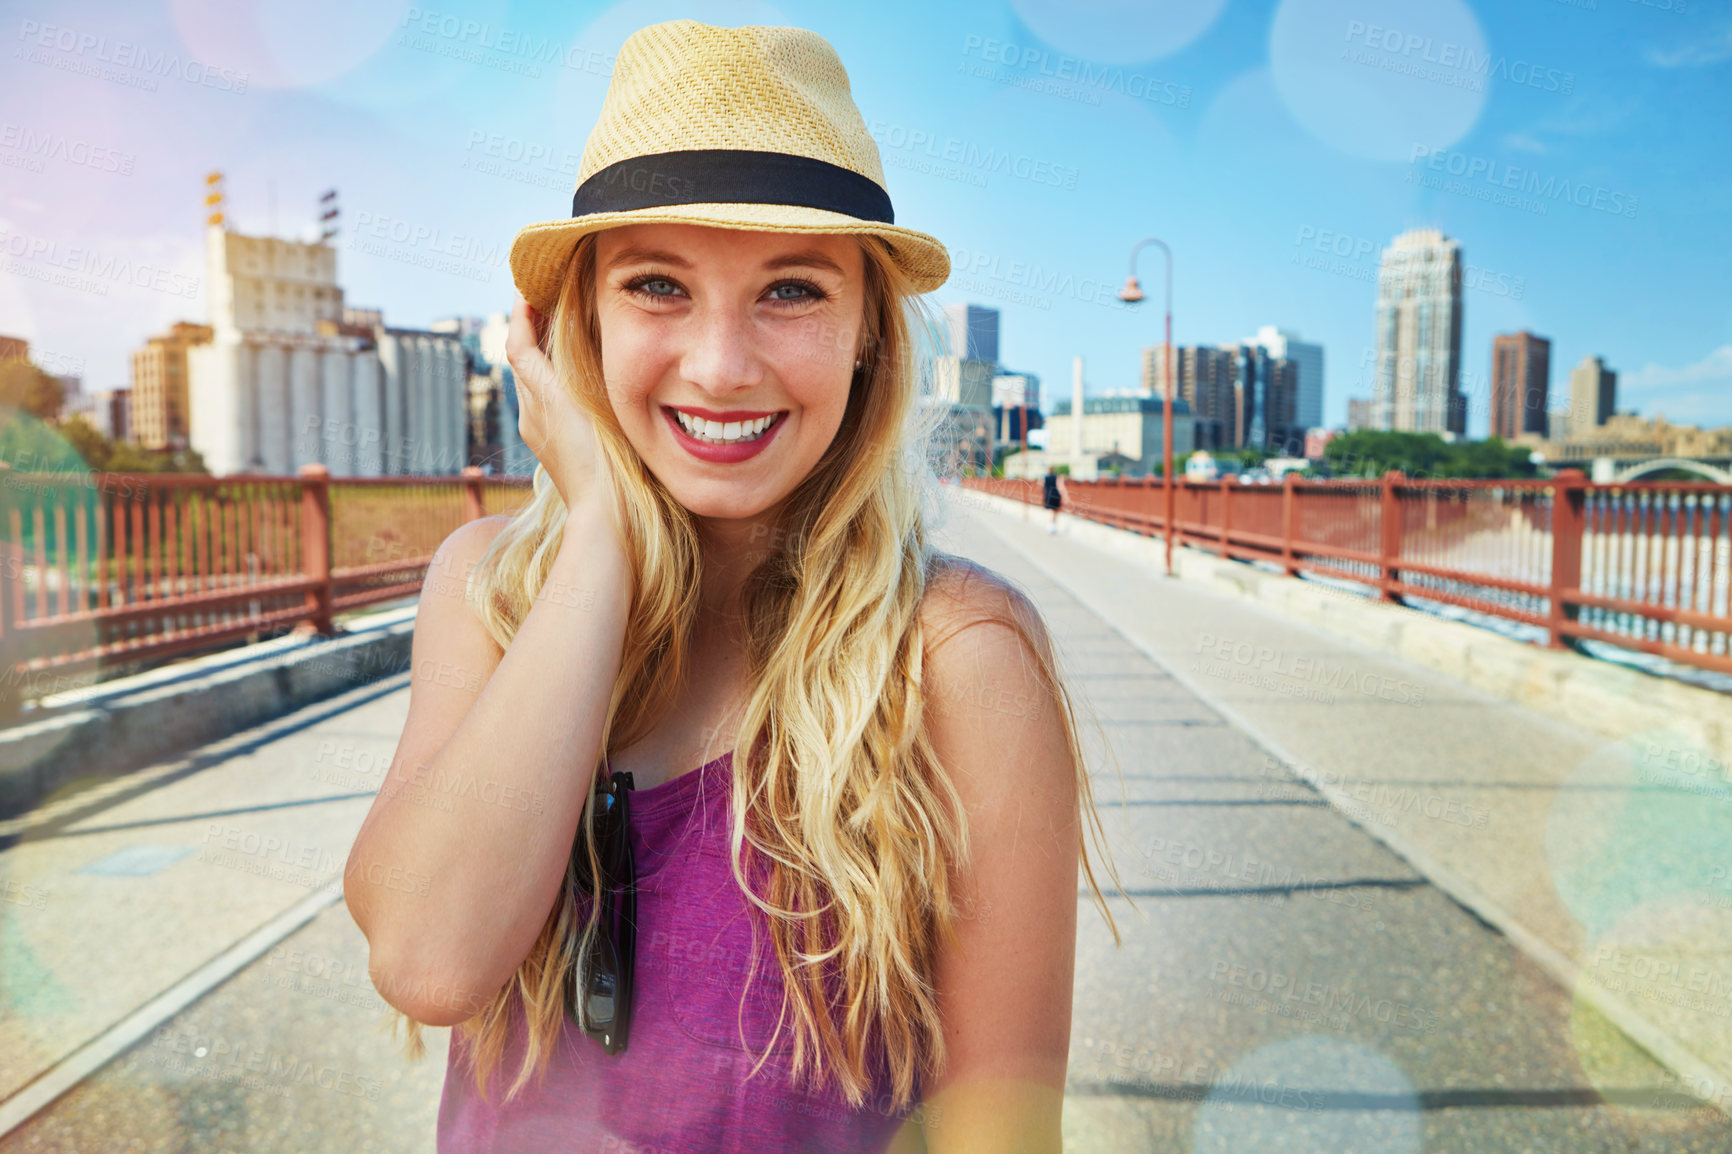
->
[672,409,778,444]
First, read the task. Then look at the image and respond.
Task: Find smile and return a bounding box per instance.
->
[665,407,784,445]
[661,405,789,464]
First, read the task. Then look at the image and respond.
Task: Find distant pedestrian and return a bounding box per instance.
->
[1043,468,1062,533]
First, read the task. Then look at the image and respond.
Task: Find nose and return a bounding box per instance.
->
[678,301,765,398]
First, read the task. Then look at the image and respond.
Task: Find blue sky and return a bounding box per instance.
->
[1,0,1728,434]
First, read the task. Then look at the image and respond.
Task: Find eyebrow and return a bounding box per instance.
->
[605,247,691,270]
[603,246,846,276]
[762,250,846,276]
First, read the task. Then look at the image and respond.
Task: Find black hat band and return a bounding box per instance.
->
[571,149,895,224]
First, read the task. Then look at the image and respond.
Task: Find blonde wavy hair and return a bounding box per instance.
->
[398,231,1122,1113]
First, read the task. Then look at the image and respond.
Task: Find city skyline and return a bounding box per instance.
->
[0,0,1727,439]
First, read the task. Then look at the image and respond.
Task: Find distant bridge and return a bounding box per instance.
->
[1592,457,1732,484]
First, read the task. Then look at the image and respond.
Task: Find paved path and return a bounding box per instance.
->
[0,490,1725,1151]
[947,494,1730,1152]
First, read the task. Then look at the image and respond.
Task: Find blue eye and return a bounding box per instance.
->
[636,277,679,296]
[768,278,826,303]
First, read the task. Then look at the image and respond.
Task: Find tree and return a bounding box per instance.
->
[0,359,65,420]
[103,439,208,474]
[0,408,87,474]
[1322,430,1536,480]
[1,411,209,477]
[56,414,112,471]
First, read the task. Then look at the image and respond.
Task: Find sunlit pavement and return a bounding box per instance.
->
[947,492,1731,1152]
[0,680,448,1153]
[0,492,1726,1151]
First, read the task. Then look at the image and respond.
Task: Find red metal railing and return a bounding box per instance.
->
[0,464,534,707]
[968,472,1732,677]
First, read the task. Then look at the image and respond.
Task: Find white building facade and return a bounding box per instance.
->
[188,225,467,476]
[1372,229,1464,435]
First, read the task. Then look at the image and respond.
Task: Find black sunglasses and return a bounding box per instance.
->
[567,768,636,1054]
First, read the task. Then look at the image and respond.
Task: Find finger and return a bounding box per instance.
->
[506,297,537,364]
[506,299,558,394]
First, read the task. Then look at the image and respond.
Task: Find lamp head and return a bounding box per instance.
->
[1117,275,1146,304]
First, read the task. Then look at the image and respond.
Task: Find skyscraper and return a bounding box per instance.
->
[1491,331,1551,440]
[1569,355,1618,438]
[928,303,1000,472]
[1372,229,1464,435]
[1246,326,1324,431]
[1147,345,1236,450]
[943,303,1000,364]
[1226,344,1299,454]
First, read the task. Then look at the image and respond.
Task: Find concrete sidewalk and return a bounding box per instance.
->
[955,489,1732,1117]
[0,670,448,1145]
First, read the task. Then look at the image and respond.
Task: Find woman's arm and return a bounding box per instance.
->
[342,501,632,1026]
[918,562,1080,1154]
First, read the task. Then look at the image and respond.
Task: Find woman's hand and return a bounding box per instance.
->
[506,296,624,526]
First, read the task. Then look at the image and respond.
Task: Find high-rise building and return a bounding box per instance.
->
[927,354,995,469]
[1372,229,1464,435]
[131,322,213,449]
[925,304,1004,473]
[929,356,994,408]
[1569,355,1617,438]
[1347,398,1375,431]
[1146,346,1237,450]
[1145,344,1297,452]
[1491,331,1551,441]
[943,303,999,364]
[1227,345,1300,454]
[187,220,467,476]
[1245,326,1324,431]
[93,389,131,441]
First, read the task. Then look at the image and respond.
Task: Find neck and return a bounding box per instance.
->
[692,499,791,627]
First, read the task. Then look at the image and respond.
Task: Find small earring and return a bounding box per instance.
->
[853,358,864,370]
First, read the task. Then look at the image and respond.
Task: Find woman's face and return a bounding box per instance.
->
[593,223,867,522]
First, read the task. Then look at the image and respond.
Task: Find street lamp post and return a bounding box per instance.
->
[1119,238,1175,575]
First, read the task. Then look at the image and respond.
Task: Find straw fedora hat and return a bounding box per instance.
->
[508,20,950,313]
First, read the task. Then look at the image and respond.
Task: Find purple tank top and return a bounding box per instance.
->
[435,751,922,1152]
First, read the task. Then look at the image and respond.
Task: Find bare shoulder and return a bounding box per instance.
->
[432,513,515,577]
[415,514,516,653]
[421,514,513,599]
[920,551,1054,668]
[391,516,517,789]
[918,552,1064,780]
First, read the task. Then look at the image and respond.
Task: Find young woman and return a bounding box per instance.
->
[343,20,1118,1154]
